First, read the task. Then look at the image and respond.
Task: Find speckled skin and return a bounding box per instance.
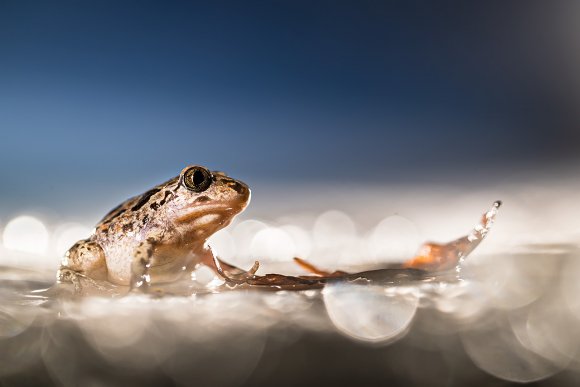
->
[58,166,250,287]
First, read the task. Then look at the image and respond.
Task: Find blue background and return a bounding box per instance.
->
[1,1,579,214]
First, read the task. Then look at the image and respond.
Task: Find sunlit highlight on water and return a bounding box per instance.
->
[2,215,49,255]
[368,214,421,263]
[250,227,296,262]
[312,210,359,265]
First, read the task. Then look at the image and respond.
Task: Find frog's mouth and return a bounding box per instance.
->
[174,203,246,226]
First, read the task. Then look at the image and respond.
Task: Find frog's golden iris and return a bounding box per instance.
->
[182,165,212,193]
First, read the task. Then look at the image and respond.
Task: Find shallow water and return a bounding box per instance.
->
[1,180,580,386]
[1,247,579,387]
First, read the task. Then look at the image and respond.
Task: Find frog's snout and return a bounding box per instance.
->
[212,174,251,211]
[231,180,251,208]
[230,180,248,195]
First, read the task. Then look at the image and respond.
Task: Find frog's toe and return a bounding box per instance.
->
[57,267,108,294]
[212,255,260,285]
[56,268,84,293]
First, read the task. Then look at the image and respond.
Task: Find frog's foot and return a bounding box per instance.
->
[212,256,260,285]
[403,200,501,271]
[200,250,260,282]
[214,256,260,278]
[293,257,349,277]
[57,267,107,294]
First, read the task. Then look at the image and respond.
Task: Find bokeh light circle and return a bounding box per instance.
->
[2,215,49,255]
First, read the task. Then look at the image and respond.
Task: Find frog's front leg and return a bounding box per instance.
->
[129,239,156,292]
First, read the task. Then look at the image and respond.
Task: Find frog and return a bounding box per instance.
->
[57,163,501,293]
[57,165,252,292]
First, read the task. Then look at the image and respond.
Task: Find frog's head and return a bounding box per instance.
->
[167,165,251,239]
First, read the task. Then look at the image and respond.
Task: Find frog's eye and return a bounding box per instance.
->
[182,166,213,193]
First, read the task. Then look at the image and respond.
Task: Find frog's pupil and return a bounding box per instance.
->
[193,169,205,187]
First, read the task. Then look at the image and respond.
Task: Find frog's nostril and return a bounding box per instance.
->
[229,182,247,195]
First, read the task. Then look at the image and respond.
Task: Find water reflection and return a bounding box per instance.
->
[0,245,579,385]
[323,283,419,344]
[510,302,578,370]
[461,313,565,383]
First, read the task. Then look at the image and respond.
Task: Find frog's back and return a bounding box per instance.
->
[95,176,179,232]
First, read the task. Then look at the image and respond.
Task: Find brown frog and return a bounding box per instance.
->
[58,164,501,293]
[57,165,251,291]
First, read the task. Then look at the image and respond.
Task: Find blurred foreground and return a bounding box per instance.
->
[1,175,580,386]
